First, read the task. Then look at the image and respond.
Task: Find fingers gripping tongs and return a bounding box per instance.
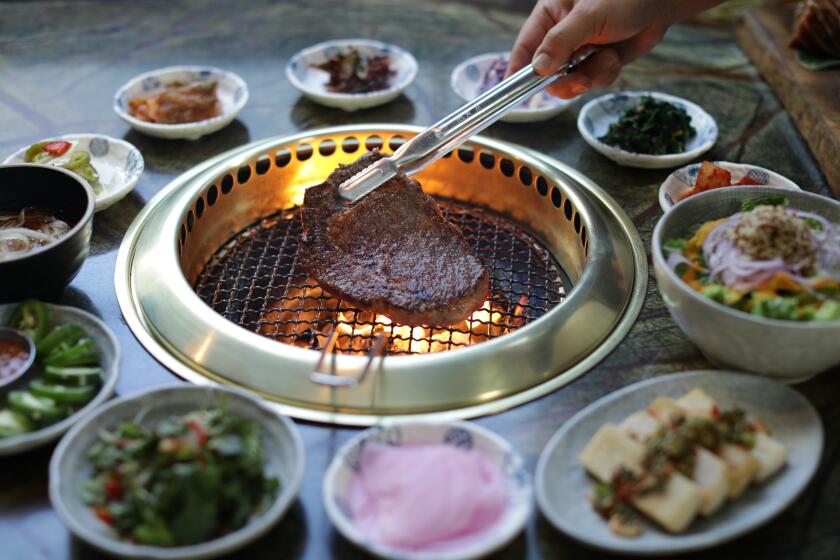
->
[337,46,599,202]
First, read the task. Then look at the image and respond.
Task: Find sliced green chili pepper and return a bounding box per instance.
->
[0,409,32,438]
[23,141,49,162]
[75,163,99,185]
[30,379,98,405]
[43,338,99,367]
[36,324,86,357]
[44,365,102,386]
[63,151,91,170]
[8,391,64,423]
[8,299,51,342]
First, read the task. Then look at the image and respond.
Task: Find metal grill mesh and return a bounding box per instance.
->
[194,198,566,355]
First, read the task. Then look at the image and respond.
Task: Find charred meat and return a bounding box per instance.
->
[300,151,489,326]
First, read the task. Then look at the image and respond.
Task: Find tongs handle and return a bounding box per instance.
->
[309,329,388,387]
[338,46,599,201]
[404,44,599,173]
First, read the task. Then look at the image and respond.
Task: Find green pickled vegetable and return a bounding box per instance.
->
[599,96,696,155]
[36,323,86,356]
[0,409,33,438]
[44,365,102,386]
[43,338,99,367]
[23,142,50,162]
[8,391,65,424]
[7,299,51,342]
[29,379,98,405]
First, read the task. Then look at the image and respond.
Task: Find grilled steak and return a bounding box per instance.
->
[790,0,840,58]
[300,151,489,326]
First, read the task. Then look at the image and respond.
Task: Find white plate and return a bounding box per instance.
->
[658,161,802,212]
[323,421,532,560]
[450,52,574,123]
[286,39,418,111]
[536,370,823,556]
[49,385,305,560]
[113,66,248,140]
[0,303,121,455]
[577,91,718,169]
[4,134,144,212]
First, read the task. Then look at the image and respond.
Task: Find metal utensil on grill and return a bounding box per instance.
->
[310,327,389,387]
[338,45,599,202]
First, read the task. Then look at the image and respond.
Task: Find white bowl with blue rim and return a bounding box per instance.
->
[113,66,248,140]
[0,303,120,456]
[323,421,532,560]
[49,384,305,559]
[4,134,144,212]
[577,91,718,169]
[659,161,802,212]
[286,39,418,111]
[451,52,574,123]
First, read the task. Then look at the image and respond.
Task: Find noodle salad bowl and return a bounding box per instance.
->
[653,186,840,383]
[0,165,94,302]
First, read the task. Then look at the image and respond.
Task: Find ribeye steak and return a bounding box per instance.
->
[300,151,489,326]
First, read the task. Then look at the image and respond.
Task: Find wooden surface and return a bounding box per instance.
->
[0,1,838,559]
[738,4,840,196]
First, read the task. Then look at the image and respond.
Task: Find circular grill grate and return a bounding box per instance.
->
[194,198,567,355]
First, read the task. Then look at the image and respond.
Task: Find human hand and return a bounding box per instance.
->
[508,0,721,98]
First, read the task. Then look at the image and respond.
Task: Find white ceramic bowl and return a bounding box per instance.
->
[113,66,248,140]
[0,303,120,455]
[323,421,532,560]
[450,52,574,123]
[659,161,801,212]
[577,91,718,169]
[653,186,840,383]
[4,134,144,212]
[286,39,418,111]
[49,385,305,559]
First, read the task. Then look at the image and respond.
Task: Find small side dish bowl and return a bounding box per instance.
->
[113,66,248,140]
[4,134,144,212]
[49,385,305,560]
[0,303,120,455]
[0,327,35,389]
[577,91,718,169]
[286,39,418,111]
[323,421,532,560]
[659,161,801,212]
[0,164,94,302]
[450,52,574,123]
[653,186,840,382]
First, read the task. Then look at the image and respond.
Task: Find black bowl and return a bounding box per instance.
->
[0,164,94,302]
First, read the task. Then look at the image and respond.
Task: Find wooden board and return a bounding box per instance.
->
[738,5,840,196]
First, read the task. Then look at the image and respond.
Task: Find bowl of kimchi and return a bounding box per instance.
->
[659,161,801,212]
[653,185,840,383]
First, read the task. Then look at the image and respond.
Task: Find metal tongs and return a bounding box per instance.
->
[338,45,599,202]
[310,327,388,387]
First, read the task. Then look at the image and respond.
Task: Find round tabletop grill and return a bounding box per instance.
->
[116,125,646,425]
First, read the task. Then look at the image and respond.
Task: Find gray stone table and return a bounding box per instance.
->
[0,1,837,559]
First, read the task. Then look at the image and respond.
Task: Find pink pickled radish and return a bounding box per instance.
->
[348,443,508,551]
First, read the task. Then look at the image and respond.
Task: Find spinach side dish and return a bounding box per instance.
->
[599,96,696,155]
